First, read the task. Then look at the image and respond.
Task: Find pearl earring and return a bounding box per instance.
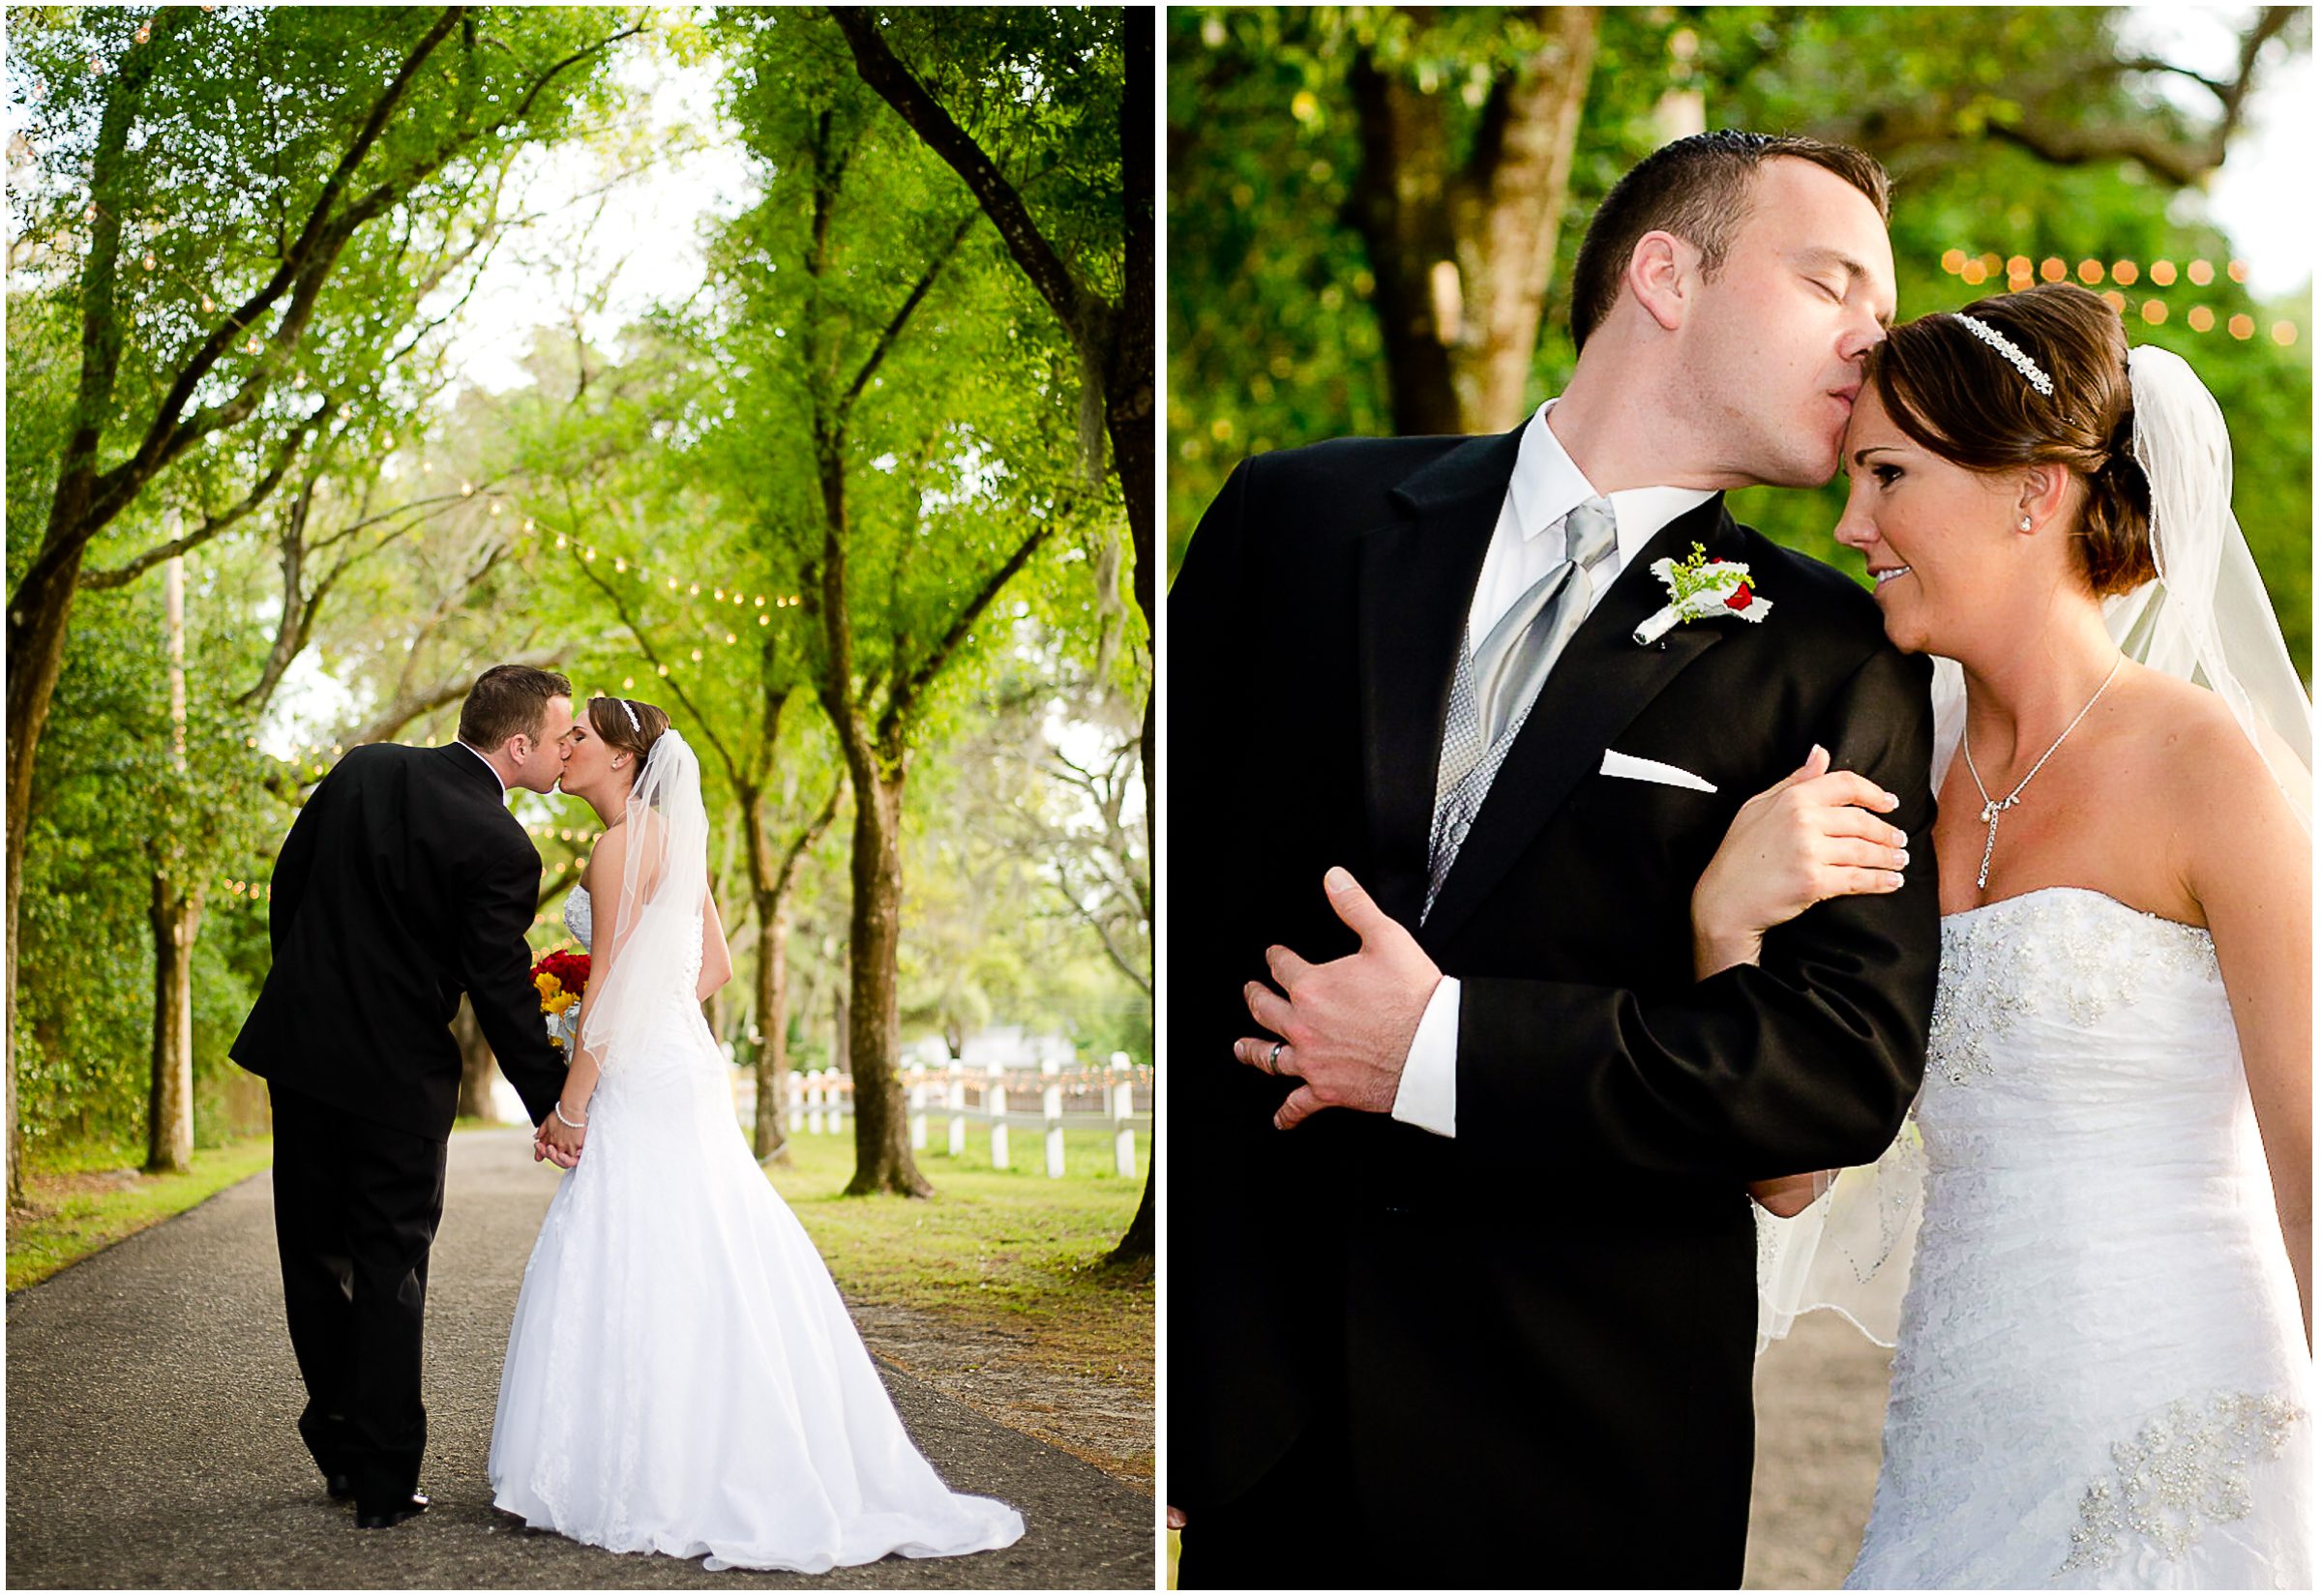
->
[2017,515,2033,531]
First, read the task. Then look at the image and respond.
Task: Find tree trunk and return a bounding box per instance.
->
[753,890,792,1164]
[144,876,199,1173]
[453,996,502,1122]
[839,766,925,1197]
[1347,8,1600,435]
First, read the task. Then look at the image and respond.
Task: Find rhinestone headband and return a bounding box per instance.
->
[1955,314,2053,397]
[619,699,640,732]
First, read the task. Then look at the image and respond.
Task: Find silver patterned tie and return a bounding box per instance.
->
[1423,496,1620,921]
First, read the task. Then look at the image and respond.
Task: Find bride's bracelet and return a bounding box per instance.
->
[553,1100,589,1130]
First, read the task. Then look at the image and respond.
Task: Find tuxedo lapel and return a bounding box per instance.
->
[1355,425,1528,930]
[1419,497,1741,949]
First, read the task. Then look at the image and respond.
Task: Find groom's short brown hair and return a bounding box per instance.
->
[459,664,572,751]
[1570,131,1890,352]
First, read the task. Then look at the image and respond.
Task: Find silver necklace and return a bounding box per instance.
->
[1962,654,2125,892]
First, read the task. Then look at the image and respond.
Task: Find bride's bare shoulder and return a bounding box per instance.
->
[2127,668,2309,836]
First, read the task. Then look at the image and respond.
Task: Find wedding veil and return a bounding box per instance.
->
[579,727,711,1072]
[1760,340,2315,1353]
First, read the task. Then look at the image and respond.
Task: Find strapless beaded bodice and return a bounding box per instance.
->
[1849,885,2309,1588]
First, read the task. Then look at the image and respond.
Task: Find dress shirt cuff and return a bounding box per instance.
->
[1390,975,1459,1138]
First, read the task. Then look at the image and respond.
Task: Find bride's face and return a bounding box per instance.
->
[557,711,624,800]
[1832,386,2031,658]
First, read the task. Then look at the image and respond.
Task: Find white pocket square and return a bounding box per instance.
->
[1598,749,1717,793]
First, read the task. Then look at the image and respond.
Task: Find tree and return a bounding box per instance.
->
[4,2,641,1204]
[831,6,1155,1249]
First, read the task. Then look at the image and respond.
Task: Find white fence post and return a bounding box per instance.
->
[807,1068,825,1135]
[1043,1057,1065,1179]
[786,1068,803,1135]
[1111,1050,1136,1177]
[908,1061,928,1151]
[829,1069,848,1134]
[986,1065,1009,1170]
[947,1067,967,1158]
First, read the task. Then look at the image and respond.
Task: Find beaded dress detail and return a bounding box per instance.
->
[489,884,1024,1572]
[1846,888,2309,1588]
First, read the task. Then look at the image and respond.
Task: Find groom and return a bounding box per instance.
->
[231,664,581,1527]
[1169,132,1941,1587]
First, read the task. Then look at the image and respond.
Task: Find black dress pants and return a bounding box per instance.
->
[268,1083,449,1514]
[1176,1404,1378,1590]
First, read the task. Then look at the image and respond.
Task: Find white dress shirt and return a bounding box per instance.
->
[458,740,510,797]
[1390,399,1714,1138]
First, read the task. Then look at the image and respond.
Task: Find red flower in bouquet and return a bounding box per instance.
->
[530,948,591,1048]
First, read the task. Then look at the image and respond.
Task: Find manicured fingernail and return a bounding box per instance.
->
[1885,872,1905,889]
[1883,791,1899,808]
[1325,866,1354,894]
[1892,848,1910,868]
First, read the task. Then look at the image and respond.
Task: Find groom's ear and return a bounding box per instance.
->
[1626,230,1691,334]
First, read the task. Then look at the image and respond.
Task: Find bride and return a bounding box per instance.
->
[488,695,1025,1571]
[1694,282,2310,1586]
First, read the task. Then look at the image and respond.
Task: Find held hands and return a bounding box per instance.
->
[1690,746,1909,979]
[1234,868,1442,1132]
[534,1103,586,1168]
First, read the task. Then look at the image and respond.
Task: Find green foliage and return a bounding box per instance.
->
[1168,6,2312,673]
[8,13,1148,1168]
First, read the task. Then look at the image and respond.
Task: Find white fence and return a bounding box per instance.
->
[738,1052,1152,1178]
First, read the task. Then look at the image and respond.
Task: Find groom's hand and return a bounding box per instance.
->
[1235,867,1442,1131]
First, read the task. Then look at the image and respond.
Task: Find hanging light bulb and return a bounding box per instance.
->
[134,21,150,43]
[200,293,214,312]
[140,251,155,270]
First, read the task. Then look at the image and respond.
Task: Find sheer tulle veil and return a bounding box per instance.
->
[579,728,710,1071]
[1759,340,2313,1351]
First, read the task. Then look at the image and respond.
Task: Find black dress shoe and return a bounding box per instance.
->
[355,1492,430,1529]
[326,1473,355,1501]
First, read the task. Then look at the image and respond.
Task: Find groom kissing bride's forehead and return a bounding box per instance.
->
[1168,129,1936,1590]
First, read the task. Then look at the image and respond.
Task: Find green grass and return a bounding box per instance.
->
[763,1123,1153,1387]
[7,1136,275,1293]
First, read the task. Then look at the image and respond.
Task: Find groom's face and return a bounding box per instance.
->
[507,694,572,795]
[1679,158,1894,488]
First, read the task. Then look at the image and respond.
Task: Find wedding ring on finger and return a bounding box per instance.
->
[1267,1041,1286,1075]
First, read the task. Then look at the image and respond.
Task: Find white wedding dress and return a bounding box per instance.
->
[489,884,1026,1572]
[1842,887,2310,1588]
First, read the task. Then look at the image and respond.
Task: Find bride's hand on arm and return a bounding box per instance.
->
[2184,724,2312,1347]
[1690,746,1911,980]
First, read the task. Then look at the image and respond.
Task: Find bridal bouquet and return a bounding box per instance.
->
[531,948,590,1051]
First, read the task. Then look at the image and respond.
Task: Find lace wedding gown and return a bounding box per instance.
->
[489,885,1026,1572]
[1845,887,2309,1588]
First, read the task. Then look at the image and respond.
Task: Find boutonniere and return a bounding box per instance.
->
[1632,542,1771,646]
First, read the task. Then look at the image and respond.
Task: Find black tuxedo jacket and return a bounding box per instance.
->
[1168,424,1939,1584]
[231,742,569,1139]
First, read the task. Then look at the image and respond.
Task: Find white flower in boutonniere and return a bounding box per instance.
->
[1632,542,1772,645]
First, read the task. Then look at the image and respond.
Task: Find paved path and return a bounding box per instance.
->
[7,1128,1152,1590]
[1745,1311,1891,1589]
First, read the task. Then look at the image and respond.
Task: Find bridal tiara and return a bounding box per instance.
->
[1955,314,2054,397]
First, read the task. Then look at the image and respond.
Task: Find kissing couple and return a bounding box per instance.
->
[232,665,1024,1570]
[1170,130,2310,1588]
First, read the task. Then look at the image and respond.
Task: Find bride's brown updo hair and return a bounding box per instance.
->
[1864,282,2155,598]
[587,695,670,777]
